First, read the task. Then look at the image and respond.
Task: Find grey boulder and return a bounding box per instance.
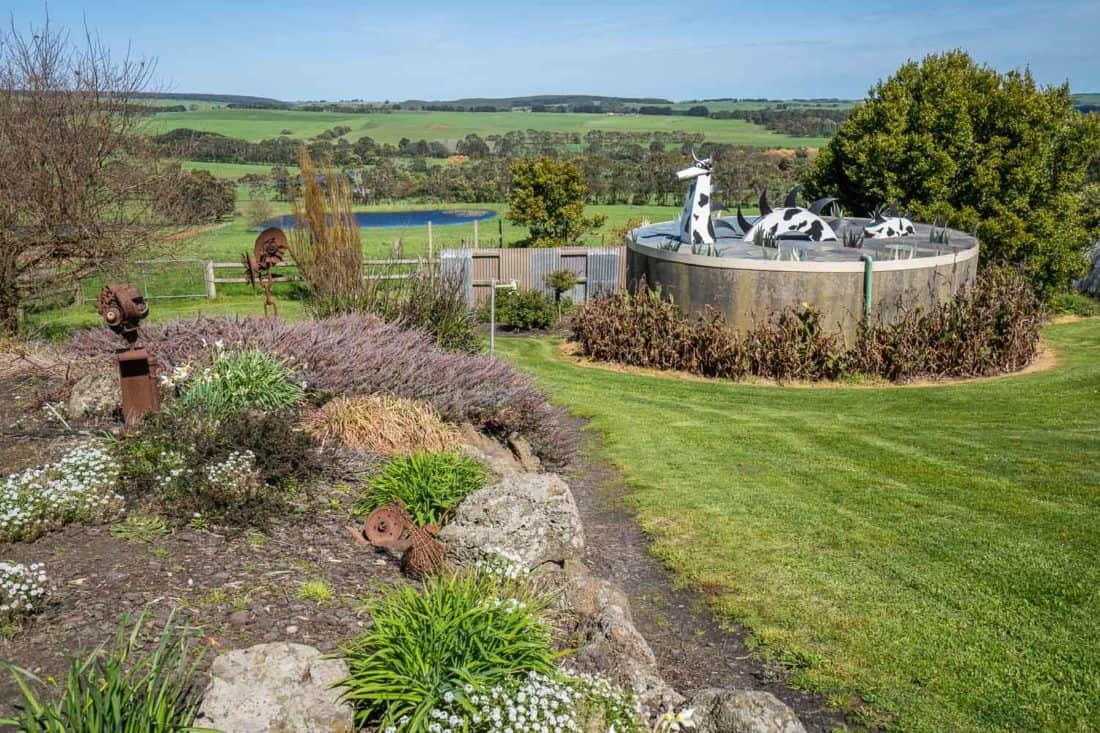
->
[66,368,120,419]
[194,642,353,733]
[439,472,584,570]
[687,688,807,733]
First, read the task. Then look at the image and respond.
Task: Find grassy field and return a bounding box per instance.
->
[497,321,1100,732]
[141,108,829,148]
[26,201,681,337]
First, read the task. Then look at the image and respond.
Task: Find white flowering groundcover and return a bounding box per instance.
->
[0,562,48,623]
[0,442,124,543]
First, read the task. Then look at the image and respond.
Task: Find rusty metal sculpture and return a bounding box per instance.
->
[242,226,289,317]
[351,503,445,579]
[96,283,159,426]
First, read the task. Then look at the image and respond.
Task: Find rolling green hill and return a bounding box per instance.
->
[143,108,827,148]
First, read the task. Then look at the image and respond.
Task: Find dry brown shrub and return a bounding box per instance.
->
[302,394,457,456]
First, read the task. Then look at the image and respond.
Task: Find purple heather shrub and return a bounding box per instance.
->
[66,315,576,466]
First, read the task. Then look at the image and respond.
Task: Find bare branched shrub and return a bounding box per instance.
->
[574,267,1042,383]
[0,17,188,334]
[301,395,458,457]
[287,148,364,315]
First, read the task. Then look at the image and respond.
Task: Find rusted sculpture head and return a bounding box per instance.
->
[242,227,289,317]
[254,226,289,269]
[96,283,149,346]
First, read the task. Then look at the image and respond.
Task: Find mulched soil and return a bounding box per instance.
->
[561,416,854,732]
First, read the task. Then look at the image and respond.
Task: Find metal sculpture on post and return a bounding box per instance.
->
[96,283,159,426]
[242,226,289,317]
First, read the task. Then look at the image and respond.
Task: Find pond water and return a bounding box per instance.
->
[261,208,496,230]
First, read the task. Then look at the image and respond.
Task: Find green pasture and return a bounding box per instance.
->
[142,108,828,148]
[497,321,1100,732]
[26,202,680,337]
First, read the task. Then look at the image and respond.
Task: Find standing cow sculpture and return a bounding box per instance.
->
[676,154,717,246]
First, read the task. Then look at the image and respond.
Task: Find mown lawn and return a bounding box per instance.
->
[497,321,1100,732]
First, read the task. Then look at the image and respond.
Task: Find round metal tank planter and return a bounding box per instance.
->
[626,220,980,343]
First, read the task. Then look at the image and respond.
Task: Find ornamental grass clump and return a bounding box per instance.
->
[338,570,556,731]
[354,451,484,527]
[0,443,123,542]
[302,395,458,457]
[176,346,304,417]
[0,610,205,732]
[0,562,48,624]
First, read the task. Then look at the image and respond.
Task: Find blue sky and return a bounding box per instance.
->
[8,1,1098,101]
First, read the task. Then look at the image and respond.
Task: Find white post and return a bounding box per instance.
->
[488,279,517,356]
[204,260,217,299]
[427,221,433,261]
[473,219,479,248]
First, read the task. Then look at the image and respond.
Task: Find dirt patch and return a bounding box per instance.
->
[562,417,853,732]
[557,339,1058,389]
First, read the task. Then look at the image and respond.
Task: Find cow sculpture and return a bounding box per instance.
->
[737,187,838,243]
[863,206,916,238]
[676,154,717,245]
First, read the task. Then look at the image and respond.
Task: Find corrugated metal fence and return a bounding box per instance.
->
[440,247,626,306]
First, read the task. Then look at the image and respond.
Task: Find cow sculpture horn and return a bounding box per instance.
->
[784,185,802,209]
[809,197,837,215]
[737,206,753,234]
[759,189,771,216]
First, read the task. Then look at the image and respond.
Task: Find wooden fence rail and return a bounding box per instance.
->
[202,258,435,298]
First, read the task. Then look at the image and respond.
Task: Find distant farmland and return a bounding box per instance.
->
[142,107,830,148]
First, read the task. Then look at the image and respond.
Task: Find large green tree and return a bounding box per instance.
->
[508,157,605,246]
[803,50,1100,295]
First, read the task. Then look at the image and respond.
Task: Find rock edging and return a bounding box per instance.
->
[439,446,808,733]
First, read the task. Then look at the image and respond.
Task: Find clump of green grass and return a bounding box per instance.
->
[109,515,168,542]
[0,610,204,732]
[337,570,554,730]
[353,451,484,527]
[297,580,333,603]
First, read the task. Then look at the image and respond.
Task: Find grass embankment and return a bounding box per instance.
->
[141,108,828,148]
[27,201,681,337]
[497,321,1100,732]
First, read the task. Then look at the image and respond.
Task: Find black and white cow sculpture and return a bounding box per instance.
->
[676,155,717,245]
[737,188,837,243]
[863,207,916,238]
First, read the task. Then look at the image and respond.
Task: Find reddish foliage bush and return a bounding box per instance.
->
[67,314,575,466]
[573,267,1042,383]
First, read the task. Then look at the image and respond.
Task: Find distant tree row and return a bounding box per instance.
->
[258,146,812,210]
[154,128,711,167]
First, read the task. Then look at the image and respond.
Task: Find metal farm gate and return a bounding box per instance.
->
[440,247,626,306]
